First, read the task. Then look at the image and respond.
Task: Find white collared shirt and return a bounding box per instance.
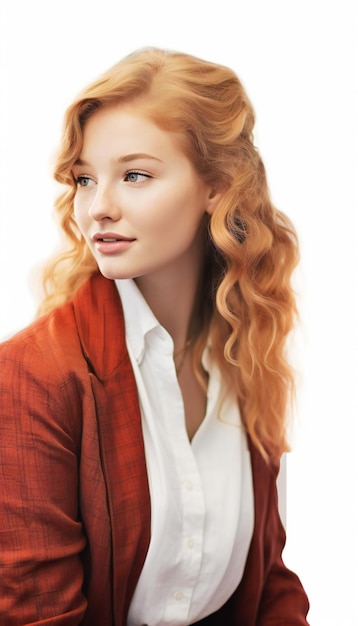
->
[115,279,254,626]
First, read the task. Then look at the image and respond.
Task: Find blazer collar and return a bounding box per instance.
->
[71,271,127,381]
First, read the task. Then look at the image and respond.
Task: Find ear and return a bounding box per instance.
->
[205,186,225,216]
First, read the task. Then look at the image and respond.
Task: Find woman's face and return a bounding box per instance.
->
[72,104,219,284]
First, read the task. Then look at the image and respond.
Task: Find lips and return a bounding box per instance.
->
[92,232,135,255]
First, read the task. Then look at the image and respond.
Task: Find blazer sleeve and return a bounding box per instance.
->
[0,332,88,625]
[248,446,310,626]
[256,497,310,624]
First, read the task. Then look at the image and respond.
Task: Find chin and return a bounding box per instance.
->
[97,263,134,282]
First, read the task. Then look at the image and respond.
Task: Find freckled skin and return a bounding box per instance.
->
[73,104,217,286]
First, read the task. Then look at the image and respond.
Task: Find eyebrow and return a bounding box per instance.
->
[74,153,164,166]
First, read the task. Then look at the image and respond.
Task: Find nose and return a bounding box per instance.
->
[89,184,121,222]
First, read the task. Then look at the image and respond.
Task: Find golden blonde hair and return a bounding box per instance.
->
[40,48,299,461]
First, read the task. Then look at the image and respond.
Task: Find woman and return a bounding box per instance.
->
[0,48,310,625]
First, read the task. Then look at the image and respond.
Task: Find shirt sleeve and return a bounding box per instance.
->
[0,337,88,625]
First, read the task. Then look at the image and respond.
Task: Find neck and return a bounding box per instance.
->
[134,233,206,350]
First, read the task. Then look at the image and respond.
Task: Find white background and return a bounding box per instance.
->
[0,1,357,624]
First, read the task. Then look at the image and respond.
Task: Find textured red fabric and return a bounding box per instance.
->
[0,272,309,625]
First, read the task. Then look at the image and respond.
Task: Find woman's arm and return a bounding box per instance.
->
[256,503,310,625]
[248,447,310,625]
[0,335,87,625]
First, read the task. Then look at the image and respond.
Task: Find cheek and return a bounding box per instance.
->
[73,197,87,223]
[73,200,90,239]
[146,186,200,226]
[73,195,80,217]
[146,199,203,245]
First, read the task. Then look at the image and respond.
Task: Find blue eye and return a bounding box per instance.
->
[75,176,93,187]
[124,171,151,183]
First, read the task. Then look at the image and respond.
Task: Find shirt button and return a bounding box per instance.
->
[185,480,193,491]
[174,591,184,601]
[187,538,194,549]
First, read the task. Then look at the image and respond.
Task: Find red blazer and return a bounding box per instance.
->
[0,272,309,625]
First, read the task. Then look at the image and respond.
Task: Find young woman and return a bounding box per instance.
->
[0,48,310,625]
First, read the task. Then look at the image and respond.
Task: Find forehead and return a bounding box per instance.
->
[81,103,188,157]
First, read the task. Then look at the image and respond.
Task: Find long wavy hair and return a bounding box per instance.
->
[39,48,299,461]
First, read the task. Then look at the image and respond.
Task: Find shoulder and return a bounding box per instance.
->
[0,299,82,382]
[247,436,282,529]
[0,301,90,445]
[1,272,127,386]
[0,300,88,447]
[248,437,280,484]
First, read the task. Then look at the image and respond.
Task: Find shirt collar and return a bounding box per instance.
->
[115,278,161,365]
[115,278,213,375]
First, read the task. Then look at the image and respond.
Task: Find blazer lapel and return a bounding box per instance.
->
[72,273,151,623]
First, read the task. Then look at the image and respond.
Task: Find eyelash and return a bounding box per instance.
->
[123,170,152,183]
